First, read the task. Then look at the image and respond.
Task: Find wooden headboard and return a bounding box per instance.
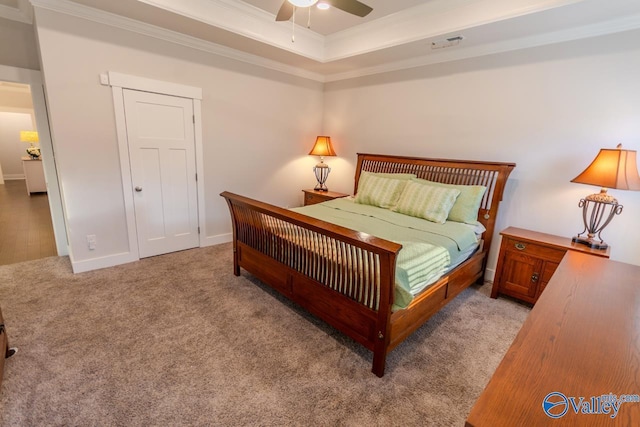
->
[354,153,516,255]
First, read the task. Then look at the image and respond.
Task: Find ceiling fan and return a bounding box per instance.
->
[275,0,373,22]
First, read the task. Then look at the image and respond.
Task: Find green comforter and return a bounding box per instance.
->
[291,198,479,310]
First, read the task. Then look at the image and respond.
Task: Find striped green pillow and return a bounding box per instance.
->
[393,181,461,223]
[412,178,486,224]
[354,173,408,209]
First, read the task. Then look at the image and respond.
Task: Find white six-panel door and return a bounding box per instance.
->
[123,89,199,258]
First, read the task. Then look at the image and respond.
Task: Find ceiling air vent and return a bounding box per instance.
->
[431,35,464,50]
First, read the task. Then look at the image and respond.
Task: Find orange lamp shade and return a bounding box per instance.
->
[308,136,336,157]
[571,144,640,190]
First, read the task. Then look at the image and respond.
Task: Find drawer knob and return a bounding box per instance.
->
[531,272,539,283]
[514,242,526,250]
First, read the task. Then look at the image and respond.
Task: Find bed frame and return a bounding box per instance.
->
[221,153,515,377]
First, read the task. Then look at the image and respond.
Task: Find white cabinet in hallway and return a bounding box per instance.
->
[21,157,47,194]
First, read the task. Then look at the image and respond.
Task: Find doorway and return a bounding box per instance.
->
[0,65,68,262]
[0,81,57,265]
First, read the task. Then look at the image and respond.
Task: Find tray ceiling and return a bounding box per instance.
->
[7,0,640,81]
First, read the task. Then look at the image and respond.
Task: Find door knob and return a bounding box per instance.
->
[135,186,142,192]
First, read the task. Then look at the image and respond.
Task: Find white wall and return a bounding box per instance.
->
[0,17,40,71]
[0,111,34,179]
[0,85,36,180]
[0,85,34,109]
[324,29,640,274]
[30,6,640,274]
[34,8,324,269]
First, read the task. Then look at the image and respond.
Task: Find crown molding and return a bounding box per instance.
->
[136,0,325,61]
[0,2,32,24]
[25,0,640,84]
[324,11,640,82]
[30,0,326,82]
[324,0,584,61]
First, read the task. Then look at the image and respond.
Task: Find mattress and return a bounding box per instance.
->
[290,197,480,310]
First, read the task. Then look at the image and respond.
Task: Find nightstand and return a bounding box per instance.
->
[491,227,610,305]
[302,189,349,206]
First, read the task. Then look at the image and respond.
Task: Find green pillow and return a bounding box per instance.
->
[412,178,486,224]
[393,181,460,223]
[354,173,409,209]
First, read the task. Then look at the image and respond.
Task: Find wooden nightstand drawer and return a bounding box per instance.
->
[304,192,327,206]
[502,237,565,263]
[302,189,348,206]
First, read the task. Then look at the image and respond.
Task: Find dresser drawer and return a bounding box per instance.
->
[502,237,565,263]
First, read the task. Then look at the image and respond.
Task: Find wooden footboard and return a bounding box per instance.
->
[221,153,515,377]
[221,191,402,376]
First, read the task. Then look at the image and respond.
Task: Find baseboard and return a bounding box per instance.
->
[484,268,496,283]
[202,233,232,247]
[3,174,25,180]
[69,236,231,273]
[70,251,138,273]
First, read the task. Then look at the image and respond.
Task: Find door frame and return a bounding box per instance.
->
[109,71,205,261]
[0,64,69,256]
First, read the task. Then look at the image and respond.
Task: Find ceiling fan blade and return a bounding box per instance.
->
[327,0,373,17]
[276,1,294,21]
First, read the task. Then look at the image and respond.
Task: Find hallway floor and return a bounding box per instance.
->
[0,180,57,266]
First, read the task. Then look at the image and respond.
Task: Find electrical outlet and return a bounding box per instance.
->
[87,234,97,250]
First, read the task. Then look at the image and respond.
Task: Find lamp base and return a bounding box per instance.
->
[313,162,331,193]
[571,235,609,250]
[572,195,622,252]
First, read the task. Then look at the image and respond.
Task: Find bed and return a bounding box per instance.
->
[221,153,515,377]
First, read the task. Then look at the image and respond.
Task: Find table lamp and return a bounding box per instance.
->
[20,131,40,159]
[308,136,336,191]
[571,144,640,249]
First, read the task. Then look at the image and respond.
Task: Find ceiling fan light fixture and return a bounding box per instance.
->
[288,0,318,7]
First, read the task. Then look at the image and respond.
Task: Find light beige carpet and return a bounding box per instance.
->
[0,243,530,426]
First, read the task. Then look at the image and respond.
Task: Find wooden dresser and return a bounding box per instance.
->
[491,227,609,304]
[467,251,640,426]
[0,307,11,389]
